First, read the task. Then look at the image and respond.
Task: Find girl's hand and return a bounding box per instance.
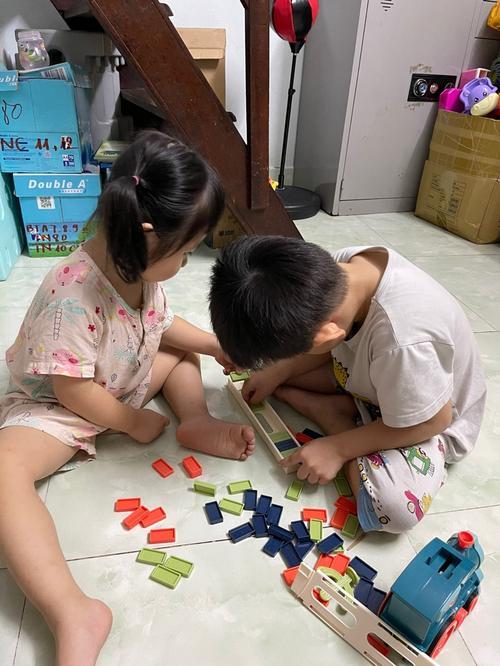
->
[127,409,169,444]
[279,437,346,484]
[214,342,240,375]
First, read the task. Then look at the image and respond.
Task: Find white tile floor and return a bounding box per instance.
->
[0,212,499,666]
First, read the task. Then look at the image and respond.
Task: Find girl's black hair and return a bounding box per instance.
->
[209,236,348,369]
[94,130,225,282]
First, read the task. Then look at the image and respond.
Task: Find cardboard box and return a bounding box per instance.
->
[0,63,92,173]
[13,172,101,257]
[0,173,24,280]
[205,208,244,249]
[415,110,500,244]
[177,28,226,106]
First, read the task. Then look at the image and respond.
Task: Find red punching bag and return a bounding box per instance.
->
[271,0,319,53]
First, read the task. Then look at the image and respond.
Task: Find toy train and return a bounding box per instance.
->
[291,531,483,665]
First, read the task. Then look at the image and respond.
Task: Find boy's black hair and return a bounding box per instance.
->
[93,130,224,282]
[209,235,347,368]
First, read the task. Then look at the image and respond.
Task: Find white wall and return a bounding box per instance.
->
[0,0,67,68]
[165,0,304,179]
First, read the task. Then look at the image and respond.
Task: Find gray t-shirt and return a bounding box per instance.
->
[331,246,486,462]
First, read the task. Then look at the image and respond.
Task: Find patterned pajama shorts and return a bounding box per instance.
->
[353,398,448,534]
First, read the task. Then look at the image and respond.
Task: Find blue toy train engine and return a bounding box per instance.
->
[379,531,484,659]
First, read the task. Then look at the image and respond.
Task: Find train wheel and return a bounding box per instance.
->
[429,619,458,659]
[454,607,468,629]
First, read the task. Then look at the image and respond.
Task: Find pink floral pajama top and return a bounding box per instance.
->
[0,247,174,455]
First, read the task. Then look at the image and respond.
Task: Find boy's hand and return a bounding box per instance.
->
[280,437,346,484]
[241,359,293,403]
[214,341,241,375]
[127,409,169,444]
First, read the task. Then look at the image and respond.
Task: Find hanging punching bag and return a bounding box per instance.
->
[271,0,319,53]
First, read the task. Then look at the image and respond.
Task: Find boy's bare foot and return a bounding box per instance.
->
[53,596,112,666]
[177,415,255,460]
[274,386,357,436]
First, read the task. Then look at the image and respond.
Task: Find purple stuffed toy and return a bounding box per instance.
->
[460,77,499,116]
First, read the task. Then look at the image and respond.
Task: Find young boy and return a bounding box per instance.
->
[210,237,486,534]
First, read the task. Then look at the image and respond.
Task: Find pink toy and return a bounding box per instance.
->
[438,88,464,113]
[459,68,490,88]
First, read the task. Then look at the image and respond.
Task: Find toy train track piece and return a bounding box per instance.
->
[227,376,301,473]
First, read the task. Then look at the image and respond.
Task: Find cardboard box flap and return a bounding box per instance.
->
[177,28,225,61]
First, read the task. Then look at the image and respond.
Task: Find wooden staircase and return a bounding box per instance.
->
[49,0,300,239]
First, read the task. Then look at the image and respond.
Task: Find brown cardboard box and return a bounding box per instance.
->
[177,28,226,106]
[205,208,244,249]
[415,110,500,244]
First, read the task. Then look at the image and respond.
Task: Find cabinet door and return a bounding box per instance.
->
[339,0,477,203]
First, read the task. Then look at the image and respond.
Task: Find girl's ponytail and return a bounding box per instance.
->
[97,175,147,283]
[92,130,225,283]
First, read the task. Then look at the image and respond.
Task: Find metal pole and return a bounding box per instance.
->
[277,51,297,189]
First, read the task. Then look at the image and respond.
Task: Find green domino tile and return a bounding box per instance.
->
[345,566,360,588]
[309,518,323,542]
[219,498,244,516]
[136,548,166,565]
[230,370,251,382]
[162,555,194,578]
[285,480,304,501]
[270,431,292,443]
[334,471,352,497]
[193,481,217,496]
[250,402,265,412]
[150,565,182,589]
[227,480,252,494]
[280,447,298,458]
[341,514,360,539]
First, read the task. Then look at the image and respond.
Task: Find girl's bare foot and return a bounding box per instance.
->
[274,386,357,435]
[52,596,112,666]
[177,415,255,460]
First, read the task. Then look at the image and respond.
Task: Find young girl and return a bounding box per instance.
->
[0,131,255,665]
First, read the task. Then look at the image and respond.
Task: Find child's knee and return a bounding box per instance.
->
[357,485,424,535]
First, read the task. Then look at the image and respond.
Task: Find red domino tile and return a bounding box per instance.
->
[315,554,335,570]
[140,507,166,528]
[295,432,313,444]
[335,496,357,514]
[122,505,149,530]
[302,508,328,522]
[330,507,350,529]
[330,553,350,575]
[114,498,141,512]
[148,528,176,544]
[282,566,300,587]
[152,458,174,478]
[182,455,203,478]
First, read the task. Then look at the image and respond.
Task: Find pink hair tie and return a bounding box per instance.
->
[132,175,140,186]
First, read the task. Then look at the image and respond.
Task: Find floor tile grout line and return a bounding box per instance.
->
[12,597,27,666]
[63,537,231,564]
[458,629,479,666]
[428,502,500,516]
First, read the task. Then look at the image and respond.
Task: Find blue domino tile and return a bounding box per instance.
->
[266,503,283,525]
[262,537,285,557]
[268,524,294,542]
[302,428,322,439]
[256,494,272,516]
[251,513,269,537]
[290,520,310,543]
[243,488,258,511]
[204,501,223,525]
[280,542,302,568]
[227,522,255,543]
[354,577,373,605]
[349,556,377,581]
[275,438,298,452]
[295,540,315,560]
[366,587,387,615]
[316,532,344,554]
